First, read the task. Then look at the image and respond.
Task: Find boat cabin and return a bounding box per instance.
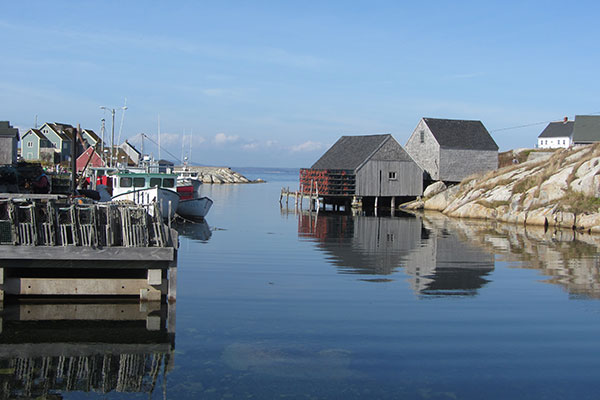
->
[112,172,178,197]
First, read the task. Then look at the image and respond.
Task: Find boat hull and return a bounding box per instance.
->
[177,197,213,219]
[112,187,180,220]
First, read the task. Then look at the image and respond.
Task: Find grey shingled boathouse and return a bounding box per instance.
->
[405,117,499,183]
[300,134,423,210]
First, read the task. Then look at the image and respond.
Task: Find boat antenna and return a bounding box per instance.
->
[158,114,161,161]
[116,97,128,146]
[189,129,193,164]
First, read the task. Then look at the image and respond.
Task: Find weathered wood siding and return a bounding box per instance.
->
[439,149,498,182]
[404,120,441,180]
[0,136,18,164]
[356,160,423,196]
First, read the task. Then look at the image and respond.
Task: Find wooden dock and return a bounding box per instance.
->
[0,197,178,302]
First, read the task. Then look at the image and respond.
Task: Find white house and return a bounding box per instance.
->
[537,118,574,149]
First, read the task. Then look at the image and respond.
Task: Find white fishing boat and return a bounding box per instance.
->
[177,196,213,220]
[111,171,180,220]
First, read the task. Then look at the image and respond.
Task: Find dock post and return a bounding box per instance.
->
[168,262,177,303]
[0,268,3,303]
[309,180,314,211]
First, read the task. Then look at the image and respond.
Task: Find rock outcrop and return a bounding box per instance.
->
[402,144,600,232]
[174,167,263,184]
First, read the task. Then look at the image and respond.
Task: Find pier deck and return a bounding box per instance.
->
[0,198,178,302]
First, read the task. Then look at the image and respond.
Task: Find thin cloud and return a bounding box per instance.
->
[214,133,239,145]
[289,141,326,153]
[242,143,259,150]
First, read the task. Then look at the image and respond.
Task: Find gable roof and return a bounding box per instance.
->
[538,121,574,138]
[311,134,413,170]
[42,122,71,141]
[572,115,600,143]
[423,118,498,151]
[82,129,101,143]
[23,129,47,140]
[121,140,141,155]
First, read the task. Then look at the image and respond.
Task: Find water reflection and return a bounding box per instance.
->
[420,212,600,299]
[297,208,600,299]
[0,300,175,398]
[297,211,494,296]
[173,219,212,242]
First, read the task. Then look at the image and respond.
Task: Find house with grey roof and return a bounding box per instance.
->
[81,129,101,148]
[537,118,574,149]
[405,117,498,183]
[38,122,73,162]
[571,115,600,146]
[300,134,423,209]
[0,121,19,165]
[120,140,141,165]
[21,129,53,162]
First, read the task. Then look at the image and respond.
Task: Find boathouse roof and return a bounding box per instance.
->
[538,120,574,138]
[423,118,498,151]
[572,115,600,143]
[311,134,414,170]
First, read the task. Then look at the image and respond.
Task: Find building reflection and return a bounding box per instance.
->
[0,300,175,398]
[297,211,494,296]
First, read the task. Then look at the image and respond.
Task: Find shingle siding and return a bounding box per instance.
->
[405,119,441,180]
[439,149,498,182]
[405,118,498,182]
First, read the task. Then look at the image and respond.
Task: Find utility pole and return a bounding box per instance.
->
[100,118,106,164]
[100,106,116,167]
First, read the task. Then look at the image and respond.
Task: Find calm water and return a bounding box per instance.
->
[2,167,600,399]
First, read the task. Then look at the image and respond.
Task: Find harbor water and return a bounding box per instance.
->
[2,167,600,399]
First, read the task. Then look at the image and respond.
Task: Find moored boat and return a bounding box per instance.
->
[177,196,213,220]
[111,171,180,219]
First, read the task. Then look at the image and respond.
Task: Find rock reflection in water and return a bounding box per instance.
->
[0,301,175,398]
[420,212,600,299]
[297,211,494,296]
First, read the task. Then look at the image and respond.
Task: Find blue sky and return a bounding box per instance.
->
[1,1,599,167]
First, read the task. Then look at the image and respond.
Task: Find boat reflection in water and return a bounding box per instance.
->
[173,219,212,242]
[297,210,494,296]
[0,299,175,398]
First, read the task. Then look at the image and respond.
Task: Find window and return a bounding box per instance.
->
[120,177,132,188]
[133,177,146,187]
[27,141,33,148]
[388,171,397,180]
[150,178,161,187]
[163,178,175,188]
[419,130,425,143]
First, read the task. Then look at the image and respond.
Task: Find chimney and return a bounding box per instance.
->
[563,116,568,123]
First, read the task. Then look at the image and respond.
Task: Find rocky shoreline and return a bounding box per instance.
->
[402,144,600,233]
[174,166,264,184]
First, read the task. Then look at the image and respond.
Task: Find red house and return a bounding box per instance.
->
[76,147,106,172]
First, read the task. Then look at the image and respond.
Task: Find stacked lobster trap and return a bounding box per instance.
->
[0,199,171,248]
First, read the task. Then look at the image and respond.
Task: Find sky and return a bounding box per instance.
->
[1,1,599,168]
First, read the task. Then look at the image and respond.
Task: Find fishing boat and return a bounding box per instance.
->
[111,171,180,220]
[177,196,213,220]
[174,166,212,219]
